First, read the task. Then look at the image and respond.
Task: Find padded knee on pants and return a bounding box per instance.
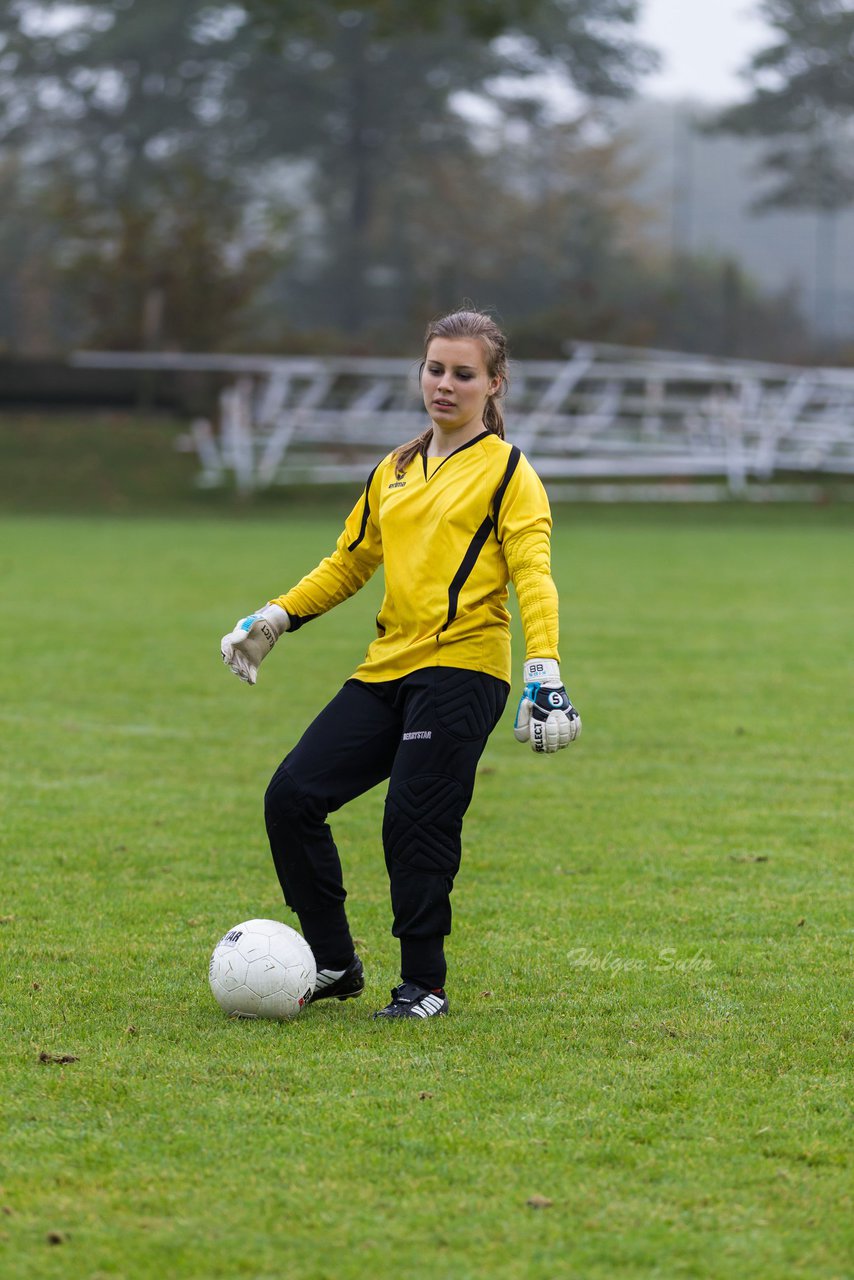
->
[265,766,323,833]
[383,775,465,877]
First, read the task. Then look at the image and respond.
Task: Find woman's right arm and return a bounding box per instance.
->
[220,463,386,684]
[267,460,385,630]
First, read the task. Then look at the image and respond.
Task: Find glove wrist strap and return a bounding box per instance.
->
[258,604,290,636]
[523,658,561,684]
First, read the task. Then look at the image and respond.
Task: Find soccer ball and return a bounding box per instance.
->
[209,918,316,1020]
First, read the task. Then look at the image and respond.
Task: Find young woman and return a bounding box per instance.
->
[220,309,581,1019]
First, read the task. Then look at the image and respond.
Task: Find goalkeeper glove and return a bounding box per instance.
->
[513,658,581,754]
[220,604,290,685]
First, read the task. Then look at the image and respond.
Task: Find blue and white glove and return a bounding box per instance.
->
[220,604,290,685]
[513,659,581,754]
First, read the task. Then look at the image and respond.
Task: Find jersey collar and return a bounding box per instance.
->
[422,429,491,480]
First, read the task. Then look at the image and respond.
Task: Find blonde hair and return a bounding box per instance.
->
[393,308,509,475]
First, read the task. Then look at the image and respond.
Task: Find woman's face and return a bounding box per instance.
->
[421,337,500,432]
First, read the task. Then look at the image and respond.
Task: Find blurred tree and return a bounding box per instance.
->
[247,1,655,326]
[710,0,854,339]
[712,0,854,215]
[627,254,808,360]
[248,1,655,97]
[261,110,652,348]
[2,1,802,360]
[507,253,809,362]
[0,0,654,345]
[43,166,275,349]
[0,2,296,348]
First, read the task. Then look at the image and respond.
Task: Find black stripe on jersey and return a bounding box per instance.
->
[440,444,522,631]
[442,516,494,631]
[347,463,379,552]
[491,445,521,542]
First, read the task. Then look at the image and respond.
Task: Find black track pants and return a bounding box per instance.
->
[264,667,508,988]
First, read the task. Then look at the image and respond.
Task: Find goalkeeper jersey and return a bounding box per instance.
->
[270,430,559,685]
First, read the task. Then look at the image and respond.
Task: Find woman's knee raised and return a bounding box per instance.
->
[264,765,313,833]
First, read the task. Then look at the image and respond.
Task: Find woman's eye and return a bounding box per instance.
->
[427,367,474,380]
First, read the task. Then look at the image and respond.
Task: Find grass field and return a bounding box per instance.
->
[1,421,852,1279]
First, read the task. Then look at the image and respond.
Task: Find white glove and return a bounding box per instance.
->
[220,604,290,685]
[513,658,581,754]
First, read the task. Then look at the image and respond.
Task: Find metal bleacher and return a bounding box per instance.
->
[71,344,854,497]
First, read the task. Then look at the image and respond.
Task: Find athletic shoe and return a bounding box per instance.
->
[373,982,449,1019]
[309,954,365,1003]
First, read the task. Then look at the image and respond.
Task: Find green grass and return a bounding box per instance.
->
[0,412,202,513]
[0,410,373,515]
[1,487,852,1277]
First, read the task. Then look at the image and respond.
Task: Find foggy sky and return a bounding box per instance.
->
[638,0,773,103]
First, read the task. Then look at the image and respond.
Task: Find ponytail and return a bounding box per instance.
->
[392,427,433,476]
[483,395,505,440]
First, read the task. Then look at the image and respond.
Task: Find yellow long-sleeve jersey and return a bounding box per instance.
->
[270,430,560,685]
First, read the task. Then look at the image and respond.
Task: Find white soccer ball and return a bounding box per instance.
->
[209,918,316,1021]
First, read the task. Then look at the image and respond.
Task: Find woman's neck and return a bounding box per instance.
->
[426,420,486,458]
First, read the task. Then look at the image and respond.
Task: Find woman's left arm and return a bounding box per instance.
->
[497,456,559,661]
[502,522,560,664]
[499,458,581,753]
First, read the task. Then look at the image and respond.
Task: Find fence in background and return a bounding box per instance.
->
[71,345,854,497]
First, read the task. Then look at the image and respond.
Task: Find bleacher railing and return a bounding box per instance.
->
[72,344,854,497]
